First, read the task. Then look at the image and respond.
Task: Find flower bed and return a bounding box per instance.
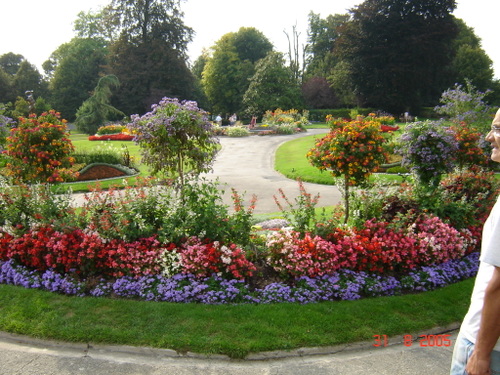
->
[88,134,135,141]
[0,252,479,303]
[0,176,489,305]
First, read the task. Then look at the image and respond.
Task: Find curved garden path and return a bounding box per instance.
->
[202,129,342,214]
[71,129,342,214]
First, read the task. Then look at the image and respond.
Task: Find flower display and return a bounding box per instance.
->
[5,110,78,183]
[308,119,389,186]
[397,120,459,187]
[0,252,480,304]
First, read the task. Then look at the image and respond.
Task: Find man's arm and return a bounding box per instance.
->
[466,266,500,375]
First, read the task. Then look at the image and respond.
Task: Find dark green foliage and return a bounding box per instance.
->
[334,0,459,113]
[75,75,125,135]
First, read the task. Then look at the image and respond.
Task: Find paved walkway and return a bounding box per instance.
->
[0,327,458,375]
[201,129,343,214]
[2,130,461,374]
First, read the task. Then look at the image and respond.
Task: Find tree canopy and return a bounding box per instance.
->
[334,0,459,113]
[201,27,273,116]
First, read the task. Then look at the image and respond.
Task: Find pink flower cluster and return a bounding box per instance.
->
[266,230,355,278]
[267,214,478,277]
[171,237,256,279]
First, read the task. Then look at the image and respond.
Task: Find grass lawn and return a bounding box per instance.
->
[0,279,472,358]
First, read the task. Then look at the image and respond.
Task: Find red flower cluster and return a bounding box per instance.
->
[88,134,135,141]
[0,227,162,278]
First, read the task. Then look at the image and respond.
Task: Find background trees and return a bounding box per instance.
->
[107,0,196,115]
[2,0,498,124]
[46,38,108,121]
[242,52,304,116]
[201,27,273,117]
[334,0,459,113]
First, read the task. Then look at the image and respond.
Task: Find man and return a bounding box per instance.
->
[451,108,500,375]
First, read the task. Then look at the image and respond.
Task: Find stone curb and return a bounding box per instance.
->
[0,323,460,362]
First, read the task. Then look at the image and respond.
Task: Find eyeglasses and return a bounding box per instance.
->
[491,125,500,135]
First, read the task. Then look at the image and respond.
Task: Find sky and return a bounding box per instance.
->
[1,0,499,79]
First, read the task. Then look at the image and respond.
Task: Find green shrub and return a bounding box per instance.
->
[225,126,250,137]
[72,143,124,165]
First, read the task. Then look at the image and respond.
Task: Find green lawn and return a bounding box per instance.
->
[0,279,472,358]
[60,132,149,192]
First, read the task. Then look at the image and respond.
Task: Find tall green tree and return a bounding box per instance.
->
[449,18,494,92]
[334,0,458,113]
[47,38,108,120]
[75,75,125,134]
[107,0,195,115]
[13,61,45,99]
[0,53,24,76]
[0,53,47,104]
[202,27,273,116]
[73,7,120,42]
[0,67,15,104]
[305,12,349,78]
[242,52,303,116]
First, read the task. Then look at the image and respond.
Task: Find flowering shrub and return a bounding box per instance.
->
[129,97,219,186]
[434,80,493,131]
[5,110,78,183]
[450,123,492,170]
[0,107,14,150]
[397,120,458,187]
[308,118,389,222]
[308,119,389,186]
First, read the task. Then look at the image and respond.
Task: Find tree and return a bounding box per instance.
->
[73,8,120,42]
[0,53,24,76]
[301,76,339,109]
[202,28,273,116]
[107,0,196,115]
[449,18,494,92]
[328,60,359,107]
[110,37,196,115]
[334,0,458,113]
[109,0,192,51]
[0,67,15,104]
[1,54,47,104]
[47,38,108,121]
[305,12,349,78]
[13,61,44,99]
[75,75,125,134]
[128,97,219,187]
[242,52,303,116]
